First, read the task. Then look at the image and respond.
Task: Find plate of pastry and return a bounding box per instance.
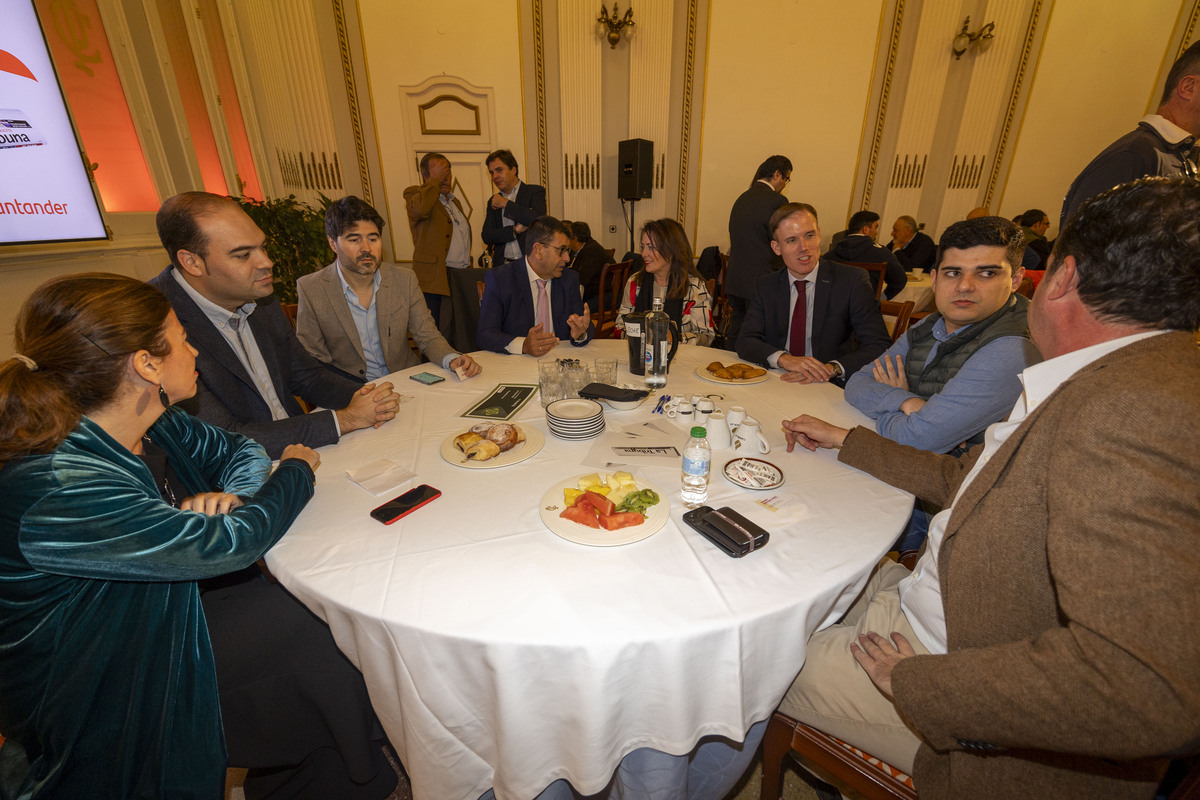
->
[440,422,545,469]
[695,361,770,385]
[539,472,670,546]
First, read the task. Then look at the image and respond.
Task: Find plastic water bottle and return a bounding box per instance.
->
[643,297,669,389]
[681,426,711,508]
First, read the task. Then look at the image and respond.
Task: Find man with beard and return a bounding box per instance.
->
[297,195,481,383]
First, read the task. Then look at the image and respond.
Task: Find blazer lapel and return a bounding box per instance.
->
[810,261,834,342]
[375,268,400,367]
[167,276,256,391]
[320,265,366,366]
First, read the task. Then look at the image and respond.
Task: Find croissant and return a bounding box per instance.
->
[454,432,484,453]
[466,440,502,461]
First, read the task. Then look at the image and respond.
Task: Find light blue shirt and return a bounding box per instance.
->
[335,265,388,382]
[844,315,1040,454]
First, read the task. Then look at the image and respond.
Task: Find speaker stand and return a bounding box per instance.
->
[625,198,639,255]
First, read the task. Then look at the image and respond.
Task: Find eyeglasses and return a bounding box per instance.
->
[539,242,571,256]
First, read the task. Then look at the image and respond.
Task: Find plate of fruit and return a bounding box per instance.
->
[539,471,670,546]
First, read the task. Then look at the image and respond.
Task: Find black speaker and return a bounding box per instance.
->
[618,138,653,200]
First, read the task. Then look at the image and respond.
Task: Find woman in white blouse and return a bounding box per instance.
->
[614,218,714,346]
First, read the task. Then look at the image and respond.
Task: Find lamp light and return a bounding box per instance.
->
[952,16,996,60]
[598,3,635,49]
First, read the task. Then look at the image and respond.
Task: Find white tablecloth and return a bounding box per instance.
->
[894,273,934,311]
[265,341,912,800]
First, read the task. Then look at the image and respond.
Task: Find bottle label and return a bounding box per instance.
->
[626,322,641,337]
[682,455,710,476]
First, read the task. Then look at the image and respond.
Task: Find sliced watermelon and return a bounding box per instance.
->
[579,490,616,516]
[598,511,645,530]
[560,505,601,528]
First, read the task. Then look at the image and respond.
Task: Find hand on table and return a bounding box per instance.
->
[280,444,321,471]
[567,303,591,340]
[522,324,560,356]
[337,381,401,432]
[782,414,849,452]
[180,492,244,516]
[778,354,835,384]
[850,631,916,700]
[450,354,482,377]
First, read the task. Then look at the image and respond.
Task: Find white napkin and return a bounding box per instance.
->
[345,459,416,496]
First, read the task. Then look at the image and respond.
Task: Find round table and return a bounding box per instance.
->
[265,341,912,800]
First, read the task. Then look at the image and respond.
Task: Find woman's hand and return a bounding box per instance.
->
[180,492,244,516]
[280,444,320,471]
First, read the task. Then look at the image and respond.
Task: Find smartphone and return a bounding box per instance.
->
[410,372,445,385]
[370,484,441,524]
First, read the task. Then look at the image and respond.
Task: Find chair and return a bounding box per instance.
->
[880,299,916,344]
[281,302,299,329]
[845,262,888,299]
[593,260,632,338]
[1015,276,1035,298]
[712,251,732,345]
[477,280,486,305]
[761,712,917,800]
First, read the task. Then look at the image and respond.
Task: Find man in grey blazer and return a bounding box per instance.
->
[777,177,1200,799]
[297,196,481,382]
[150,192,401,460]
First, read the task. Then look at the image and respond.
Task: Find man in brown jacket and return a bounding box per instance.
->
[780,176,1200,799]
[403,152,472,326]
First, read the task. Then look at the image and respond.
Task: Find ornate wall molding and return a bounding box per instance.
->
[983,0,1043,209]
[333,0,371,204]
[676,0,698,222]
[418,95,482,135]
[533,0,548,190]
[862,0,905,210]
[1180,0,1200,53]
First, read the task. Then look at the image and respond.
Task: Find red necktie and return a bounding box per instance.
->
[789,280,807,357]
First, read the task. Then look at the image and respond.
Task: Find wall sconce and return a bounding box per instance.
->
[952,16,996,60]
[597,3,635,49]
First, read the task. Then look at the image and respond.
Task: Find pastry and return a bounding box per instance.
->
[470,422,496,435]
[466,440,501,460]
[454,432,483,453]
[740,367,766,379]
[712,368,733,379]
[485,423,519,452]
[706,361,725,373]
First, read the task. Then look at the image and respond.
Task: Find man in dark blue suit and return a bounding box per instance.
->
[149,192,400,459]
[477,216,595,356]
[481,149,548,265]
[737,202,891,387]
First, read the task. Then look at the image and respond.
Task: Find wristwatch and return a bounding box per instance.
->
[827,362,844,379]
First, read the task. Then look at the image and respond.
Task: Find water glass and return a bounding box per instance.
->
[594,357,618,385]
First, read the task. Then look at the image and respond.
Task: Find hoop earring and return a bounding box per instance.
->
[158,383,170,409]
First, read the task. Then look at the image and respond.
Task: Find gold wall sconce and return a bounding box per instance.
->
[952,16,996,59]
[598,3,635,49]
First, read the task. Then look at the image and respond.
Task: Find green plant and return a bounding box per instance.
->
[232,193,332,304]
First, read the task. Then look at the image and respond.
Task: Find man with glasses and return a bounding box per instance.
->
[477,215,594,355]
[725,154,792,347]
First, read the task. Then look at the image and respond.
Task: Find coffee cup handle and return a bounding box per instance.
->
[758,436,771,454]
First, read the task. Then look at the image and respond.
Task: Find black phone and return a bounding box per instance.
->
[370,484,442,524]
[682,506,770,557]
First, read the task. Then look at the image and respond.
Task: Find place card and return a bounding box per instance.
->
[461,383,538,421]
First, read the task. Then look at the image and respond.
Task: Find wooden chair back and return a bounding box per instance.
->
[281,302,299,329]
[476,281,486,305]
[844,262,888,299]
[761,712,917,800]
[1016,276,1035,298]
[593,260,632,338]
[880,299,916,344]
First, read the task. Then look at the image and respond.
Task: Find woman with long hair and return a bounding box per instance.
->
[0,274,320,799]
[614,218,714,346]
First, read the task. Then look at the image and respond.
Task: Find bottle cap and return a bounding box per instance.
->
[691,427,707,438]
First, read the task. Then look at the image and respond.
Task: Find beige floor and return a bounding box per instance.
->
[226,756,846,800]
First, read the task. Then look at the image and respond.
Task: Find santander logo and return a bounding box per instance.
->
[1,50,37,81]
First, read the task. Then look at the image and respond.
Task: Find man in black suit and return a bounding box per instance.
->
[148,191,402,799]
[827,209,908,299]
[477,216,594,355]
[737,202,891,387]
[481,149,548,265]
[725,154,792,347]
[149,192,400,459]
[887,215,937,271]
[565,220,615,310]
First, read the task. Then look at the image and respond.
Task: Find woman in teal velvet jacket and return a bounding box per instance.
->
[0,274,321,799]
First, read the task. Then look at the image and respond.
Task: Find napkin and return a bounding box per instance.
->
[346,459,416,496]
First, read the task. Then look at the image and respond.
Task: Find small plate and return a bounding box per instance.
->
[546,398,604,421]
[539,475,670,546]
[440,425,545,469]
[723,457,785,490]
[694,364,771,385]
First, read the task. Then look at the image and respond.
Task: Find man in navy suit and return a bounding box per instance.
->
[149,192,400,459]
[737,202,891,387]
[477,216,595,356]
[481,149,548,265]
[725,154,792,346]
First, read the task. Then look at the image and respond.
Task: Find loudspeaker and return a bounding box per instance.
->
[618,138,653,200]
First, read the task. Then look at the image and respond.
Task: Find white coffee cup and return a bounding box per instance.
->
[674,401,694,424]
[696,398,716,415]
[726,405,747,436]
[704,412,732,448]
[732,417,770,454]
[912,267,924,277]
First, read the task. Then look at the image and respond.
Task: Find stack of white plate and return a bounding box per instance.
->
[546,398,606,440]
